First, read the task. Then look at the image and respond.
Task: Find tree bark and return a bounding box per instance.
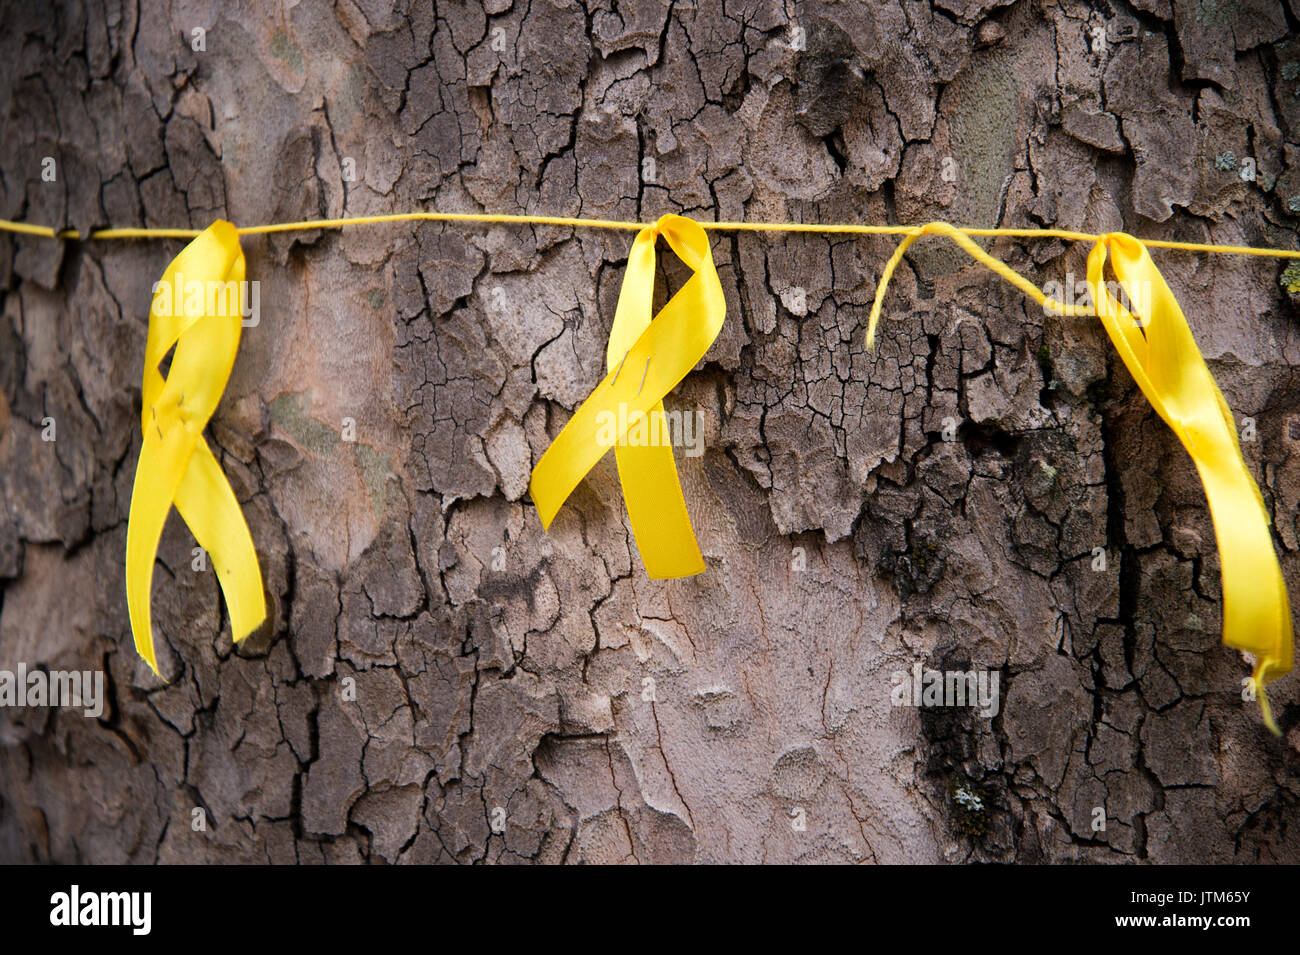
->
[2,0,1300,863]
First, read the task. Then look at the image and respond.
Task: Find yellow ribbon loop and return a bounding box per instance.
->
[529,214,725,577]
[1088,233,1293,733]
[126,220,266,675]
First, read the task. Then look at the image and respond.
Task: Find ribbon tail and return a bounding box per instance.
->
[616,407,705,578]
[174,439,266,641]
[125,427,196,676]
[529,393,616,529]
[1196,454,1292,733]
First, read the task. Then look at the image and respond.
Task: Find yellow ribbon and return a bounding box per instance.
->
[1088,233,1292,732]
[125,220,265,675]
[529,214,725,577]
[870,224,1293,731]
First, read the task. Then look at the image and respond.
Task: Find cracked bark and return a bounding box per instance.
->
[3,0,1300,864]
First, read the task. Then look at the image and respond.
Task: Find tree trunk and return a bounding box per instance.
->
[2,0,1299,864]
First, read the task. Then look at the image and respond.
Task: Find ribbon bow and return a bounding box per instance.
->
[126,220,265,675]
[529,214,725,577]
[1088,233,1292,731]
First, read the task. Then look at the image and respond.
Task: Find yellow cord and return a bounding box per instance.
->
[2,211,1296,256]
[3,212,1297,351]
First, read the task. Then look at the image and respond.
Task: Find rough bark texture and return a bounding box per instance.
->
[3,0,1300,864]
